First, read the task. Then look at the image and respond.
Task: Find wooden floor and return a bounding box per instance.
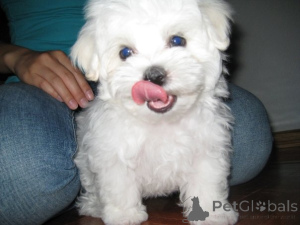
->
[45,163,300,225]
[45,130,300,225]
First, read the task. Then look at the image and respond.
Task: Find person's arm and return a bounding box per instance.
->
[0,42,23,74]
[0,43,94,109]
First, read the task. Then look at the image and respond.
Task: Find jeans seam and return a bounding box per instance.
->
[69,110,78,169]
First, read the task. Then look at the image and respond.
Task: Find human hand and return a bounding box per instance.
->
[12,49,94,110]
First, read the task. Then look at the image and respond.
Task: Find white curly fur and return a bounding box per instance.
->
[71,0,239,224]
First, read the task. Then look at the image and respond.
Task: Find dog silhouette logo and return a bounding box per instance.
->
[187,197,209,221]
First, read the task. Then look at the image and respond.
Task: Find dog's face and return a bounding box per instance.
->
[72,0,231,121]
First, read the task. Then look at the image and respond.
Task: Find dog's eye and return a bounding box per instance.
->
[119,47,133,60]
[170,36,186,47]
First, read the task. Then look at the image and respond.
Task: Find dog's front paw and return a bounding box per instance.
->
[102,205,148,225]
[192,210,238,225]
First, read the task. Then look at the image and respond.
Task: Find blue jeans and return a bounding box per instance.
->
[0,82,272,225]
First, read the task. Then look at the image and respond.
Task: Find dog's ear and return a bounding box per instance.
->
[71,26,100,81]
[197,0,232,51]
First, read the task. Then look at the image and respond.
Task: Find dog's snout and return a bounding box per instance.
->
[143,66,166,86]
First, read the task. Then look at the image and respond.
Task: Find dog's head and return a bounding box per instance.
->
[71,0,232,121]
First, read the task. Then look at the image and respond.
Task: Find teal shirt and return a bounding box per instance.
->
[0,0,87,83]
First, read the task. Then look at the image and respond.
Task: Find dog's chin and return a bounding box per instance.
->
[147,95,177,114]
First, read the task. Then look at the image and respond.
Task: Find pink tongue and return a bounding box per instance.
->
[132,81,168,105]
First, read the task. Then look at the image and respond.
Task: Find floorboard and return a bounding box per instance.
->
[272,129,300,163]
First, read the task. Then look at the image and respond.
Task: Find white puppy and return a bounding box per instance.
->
[71,0,239,224]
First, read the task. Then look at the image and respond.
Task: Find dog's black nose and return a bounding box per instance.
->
[143,66,167,86]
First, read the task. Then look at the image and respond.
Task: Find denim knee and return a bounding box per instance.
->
[226,84,273,186]
[0,83,81,225]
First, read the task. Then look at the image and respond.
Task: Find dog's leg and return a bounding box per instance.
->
[96,158,148,225]
[75,162,102,217]
[180,156,238,225]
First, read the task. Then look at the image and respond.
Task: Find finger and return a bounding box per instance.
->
[53,52,94,101]
[14,50,80,109]
[39,78,64,102]
[48,74,80,110]
[29,74,63,103]
[36,67,79,110]
[49,63,88,108]
[73,69,94,101]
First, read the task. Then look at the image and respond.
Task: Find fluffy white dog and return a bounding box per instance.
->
[71,0,239,224]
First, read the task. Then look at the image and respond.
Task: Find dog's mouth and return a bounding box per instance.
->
[147,95,177,113]
[131,81,177,113]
